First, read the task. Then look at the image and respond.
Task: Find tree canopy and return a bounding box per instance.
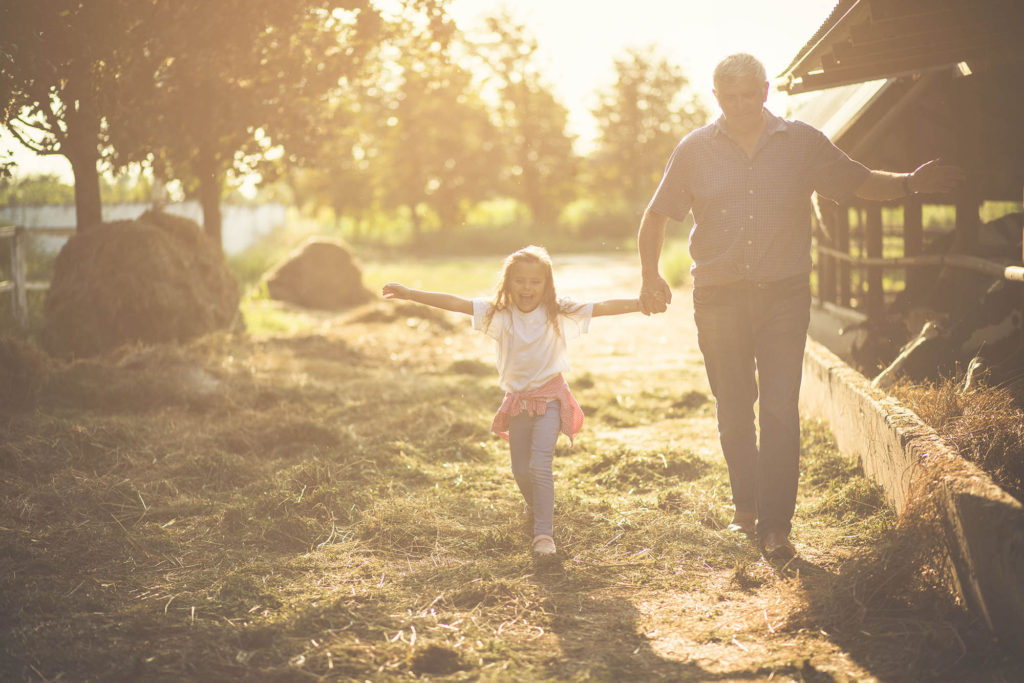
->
[2,4,710,245]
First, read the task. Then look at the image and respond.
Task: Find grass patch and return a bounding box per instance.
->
[0,253,1017,681]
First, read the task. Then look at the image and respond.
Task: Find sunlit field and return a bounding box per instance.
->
[3,253,1016,680]
[3,0,1024,677]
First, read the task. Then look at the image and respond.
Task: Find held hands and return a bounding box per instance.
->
[908,158,966,195]
[639,275,672,315]
[382,282,410,300]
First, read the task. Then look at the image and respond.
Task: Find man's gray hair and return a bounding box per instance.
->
[713,53,767,87]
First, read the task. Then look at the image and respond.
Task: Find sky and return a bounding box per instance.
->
[2,0,838,180]
[448,0,835,145]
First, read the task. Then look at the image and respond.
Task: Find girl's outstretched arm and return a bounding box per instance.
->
[382,283,473,315]
[592,298,642,317]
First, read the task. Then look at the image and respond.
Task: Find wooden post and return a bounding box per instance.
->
[904,198,923,301]
[837,205,851,307]
[816,202,837,304]
[12,226,28,327]
[865,204,883,318]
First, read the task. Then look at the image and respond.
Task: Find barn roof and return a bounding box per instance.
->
[778,0,1024,94]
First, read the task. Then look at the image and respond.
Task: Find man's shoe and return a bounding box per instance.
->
[761,530,796,560]
[727,510,757,535]
[531,534,556,555]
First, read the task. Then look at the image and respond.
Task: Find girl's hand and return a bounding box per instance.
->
[382,282,410,300]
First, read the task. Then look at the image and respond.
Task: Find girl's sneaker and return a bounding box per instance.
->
[531,534,556,555]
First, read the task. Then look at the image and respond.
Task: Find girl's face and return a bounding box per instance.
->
[507,261,548,312]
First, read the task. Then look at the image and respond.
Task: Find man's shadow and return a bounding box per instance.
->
[530,555,838,681]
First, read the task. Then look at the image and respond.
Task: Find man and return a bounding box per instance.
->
[637,53,964,559]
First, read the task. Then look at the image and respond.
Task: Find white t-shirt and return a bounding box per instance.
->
[472,297,593,392]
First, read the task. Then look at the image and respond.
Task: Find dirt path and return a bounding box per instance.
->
[6,251,996,681]
[528,254,879,679]
[350,251,893,679]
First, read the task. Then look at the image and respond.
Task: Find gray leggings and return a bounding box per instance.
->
[508,400,560,537]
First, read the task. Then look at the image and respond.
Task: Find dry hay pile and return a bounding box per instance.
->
[892,378,1024,502]
[264,238,371,310]
[43,210,240,357]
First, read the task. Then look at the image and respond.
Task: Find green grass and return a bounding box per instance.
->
[1,257,1016,681]
[361,255,502,300]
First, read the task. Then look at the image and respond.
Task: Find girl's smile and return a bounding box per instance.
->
[508,261,548,312]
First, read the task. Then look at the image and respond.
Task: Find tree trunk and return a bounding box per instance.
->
[67,151,103,230]
[64,103,103,230]
[196,147,224,251]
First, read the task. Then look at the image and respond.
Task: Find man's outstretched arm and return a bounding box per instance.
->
[855,158,966,201]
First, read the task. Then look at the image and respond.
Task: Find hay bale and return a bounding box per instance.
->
[42,210,240,357]
[0,337,51,412]
[264,238,372,310]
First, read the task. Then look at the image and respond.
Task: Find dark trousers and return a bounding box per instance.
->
[692,276,810,536]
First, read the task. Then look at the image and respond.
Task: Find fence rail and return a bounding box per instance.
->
[1,224,76,327]
[815,245,1024,282]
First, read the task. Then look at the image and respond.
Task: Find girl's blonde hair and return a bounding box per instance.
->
[484,245,580,333]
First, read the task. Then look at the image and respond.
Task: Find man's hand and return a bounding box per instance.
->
[908,158,966,195]
[382,282,410,300]
[639,275,672,315]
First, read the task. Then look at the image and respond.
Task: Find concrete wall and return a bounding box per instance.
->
[800,337,1024,645]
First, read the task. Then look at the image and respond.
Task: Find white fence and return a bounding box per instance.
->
[0,201,288,255]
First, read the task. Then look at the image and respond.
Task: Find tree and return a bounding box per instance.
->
[285,99,377,234]
[0,1,149,229]
[478,11,577,227]
[130,0,456,249]
[373,32,502,237]
[119,1,382,248]
[590,45,708,214]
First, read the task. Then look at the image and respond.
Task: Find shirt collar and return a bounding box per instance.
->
[711,108,790,137]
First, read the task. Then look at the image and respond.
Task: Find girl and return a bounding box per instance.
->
[382,245,641,556]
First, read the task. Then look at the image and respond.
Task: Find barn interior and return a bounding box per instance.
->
[777,0,1024,390]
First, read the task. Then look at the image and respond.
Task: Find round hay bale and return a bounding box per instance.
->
[42,210,240,357]
[0,337,51,412]
[264,238,372,310]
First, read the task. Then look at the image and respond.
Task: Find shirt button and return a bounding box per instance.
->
[749,215,754,219]
[749,189,754,194]
[745,264,751,269]
[747,240,753,245]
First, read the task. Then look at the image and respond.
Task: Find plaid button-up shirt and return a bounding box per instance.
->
[648,110,870,287]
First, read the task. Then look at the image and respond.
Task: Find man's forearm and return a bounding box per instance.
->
[854,170,909,201]
[638,209,669,277]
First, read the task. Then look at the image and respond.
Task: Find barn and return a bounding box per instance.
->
[777,0,1024,385]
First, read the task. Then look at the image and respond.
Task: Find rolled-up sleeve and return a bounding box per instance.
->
[648,140,695,222]
[807,127,870,202]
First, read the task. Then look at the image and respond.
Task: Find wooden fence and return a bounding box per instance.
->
[0,224,75,327]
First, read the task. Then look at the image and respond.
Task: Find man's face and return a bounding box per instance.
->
[713,76,768,124]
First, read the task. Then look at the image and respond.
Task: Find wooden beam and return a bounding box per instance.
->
[837,206,851,307]
[865,205,884,316]
[903,198,924,300]
[788,46,1022,93]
